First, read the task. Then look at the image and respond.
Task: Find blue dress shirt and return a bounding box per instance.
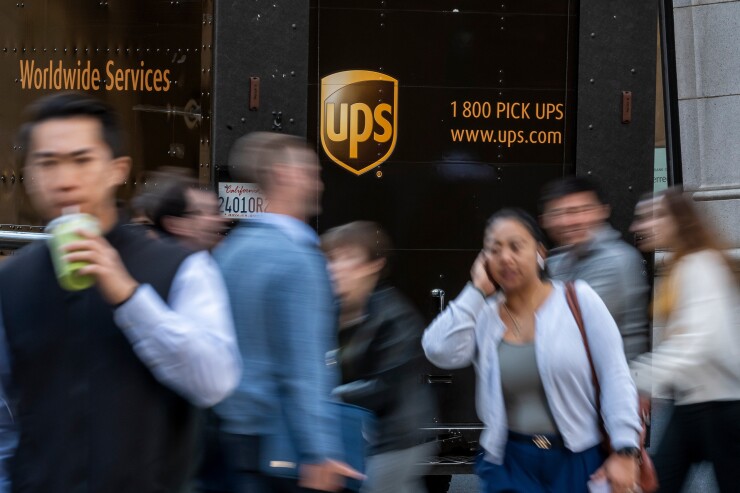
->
[214,214,343,465]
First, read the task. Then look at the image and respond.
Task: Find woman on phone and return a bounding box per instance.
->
[630,188,740,492]
[422,208,641,493]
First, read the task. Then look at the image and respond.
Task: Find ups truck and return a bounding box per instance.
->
[1,1,666,491]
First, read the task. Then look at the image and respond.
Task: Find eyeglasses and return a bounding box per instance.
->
[184,208,220,218]
[542,204,601,219]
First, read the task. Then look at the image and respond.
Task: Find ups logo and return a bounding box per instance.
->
[320,70,398,175]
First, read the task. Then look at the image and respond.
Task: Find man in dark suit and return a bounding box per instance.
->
[215,132,361,492]
[0,93,240,492]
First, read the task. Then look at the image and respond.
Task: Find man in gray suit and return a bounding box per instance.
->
[540,177,650,360]
[215,132,361,493]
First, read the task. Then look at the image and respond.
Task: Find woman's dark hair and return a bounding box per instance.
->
[660,187,739,279]
[321,221,393,279]
[661,187,721,256]
[17,92,126,165]
[485,208,547,246]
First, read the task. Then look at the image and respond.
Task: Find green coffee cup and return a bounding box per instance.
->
[46,213,101,291]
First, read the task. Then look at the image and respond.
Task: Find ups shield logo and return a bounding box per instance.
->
[320,70,398,175]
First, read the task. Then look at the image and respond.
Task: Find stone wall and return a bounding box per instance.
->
[673,0,740,254]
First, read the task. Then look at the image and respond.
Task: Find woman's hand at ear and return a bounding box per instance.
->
[471,251,497,297]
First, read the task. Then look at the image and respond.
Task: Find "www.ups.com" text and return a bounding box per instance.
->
[450,128,563,147]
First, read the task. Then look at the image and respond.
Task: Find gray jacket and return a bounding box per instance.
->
[547,226,650,360]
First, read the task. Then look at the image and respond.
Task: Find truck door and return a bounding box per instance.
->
[212,0,657,485]
[0,0,211,250]
[308,0,578,465]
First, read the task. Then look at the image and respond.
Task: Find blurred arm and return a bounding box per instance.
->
[268,255,342,464]
[581,256,626,325]
[577,281,641,450]
[422,283,485,369]
[584,252,650,359]
[631,253,731,395]
[114,251,241,407]
[335,304,423,412]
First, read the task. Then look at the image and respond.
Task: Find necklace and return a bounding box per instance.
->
[502,302,523,338]
[502,283,547,338]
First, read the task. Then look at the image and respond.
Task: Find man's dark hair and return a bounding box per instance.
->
[539,176,607,213]
[17,92,126,165]
[138,171,198,233]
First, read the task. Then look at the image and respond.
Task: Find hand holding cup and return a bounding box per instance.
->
[61,228,139,306]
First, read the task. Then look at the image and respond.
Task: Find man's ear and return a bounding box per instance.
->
[22,164,47,217]
[271,162,292,188]
[23,164,38,196]
[368,258,386,277]
[109,156,132,187]
[598,204,612,222]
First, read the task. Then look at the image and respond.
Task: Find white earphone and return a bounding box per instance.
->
[537,253,545,270]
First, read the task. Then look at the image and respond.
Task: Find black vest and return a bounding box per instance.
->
[0,224,196,493]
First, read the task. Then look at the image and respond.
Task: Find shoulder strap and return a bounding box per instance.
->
[564,281,611,449]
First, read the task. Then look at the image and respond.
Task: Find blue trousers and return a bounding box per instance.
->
[476,439,605,493]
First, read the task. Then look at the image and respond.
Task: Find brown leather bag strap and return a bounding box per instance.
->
[566,283,659,491]
[564,281,611,449]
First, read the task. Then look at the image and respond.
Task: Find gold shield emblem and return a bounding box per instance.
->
[320,70,398,175]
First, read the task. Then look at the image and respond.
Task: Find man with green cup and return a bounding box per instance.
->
[0,93,241,492]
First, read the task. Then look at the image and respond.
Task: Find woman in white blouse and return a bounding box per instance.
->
[423,208,641,493]
[630,188,740,492]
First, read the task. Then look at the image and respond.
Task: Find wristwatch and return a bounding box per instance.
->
[615,447,641,458]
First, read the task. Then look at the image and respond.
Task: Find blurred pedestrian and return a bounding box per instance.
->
[423,208,642,493]
[215,132,362,493]
[138,171,228,251]
[630,187,740,492]
[0,93,241,492]
[540,176,650,360]
[321,221,435,493]
[132,171,232,493]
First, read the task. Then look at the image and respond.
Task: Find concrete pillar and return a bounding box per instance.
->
[673,0,740,254]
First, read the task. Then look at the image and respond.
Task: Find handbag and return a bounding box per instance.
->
[564,282,659,493]
[260,401,374,491]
